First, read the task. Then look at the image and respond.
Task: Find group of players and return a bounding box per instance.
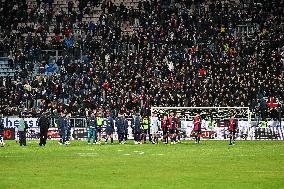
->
[86,110,157,145]
[84,110,186,145]
[0,110,238,147]
[84,110,235,145]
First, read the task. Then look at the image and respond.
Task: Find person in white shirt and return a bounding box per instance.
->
[150,112,159,144]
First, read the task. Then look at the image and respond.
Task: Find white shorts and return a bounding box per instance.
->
[150,127,158,135]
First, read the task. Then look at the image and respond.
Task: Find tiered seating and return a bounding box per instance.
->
[0,58,14,77]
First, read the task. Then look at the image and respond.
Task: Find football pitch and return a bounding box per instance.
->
[0,140,284,189]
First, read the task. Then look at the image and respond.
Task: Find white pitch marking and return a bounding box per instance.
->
[235,154,256,157]
[139,152,144,155]
[77,152,98,157]
[123,154,131,156]
[133,151,139,153]
[79,155,97,157]
[86,148,96,151]
[1,156,21,158]
[117,149,123,152]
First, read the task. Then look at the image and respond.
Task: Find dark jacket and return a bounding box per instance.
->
[58,117,67,130]
[115,117,125,134]
[87,116,97,128]
[38,116,50,131]
[133,115,141,131]
[124,118,128,133]
[106,116,114,129]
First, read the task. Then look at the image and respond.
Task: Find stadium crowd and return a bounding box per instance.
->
[0,0,283,120]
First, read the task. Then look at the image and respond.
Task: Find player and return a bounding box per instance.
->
[194,112,202,144]
[229,115,238,145]
[115,112,126,144]
[96,112,104,144]
[58,112,68,145]
[18,115,28,146]
[150,112,159,144]
[38,111,50,146]
[105,110,114,144]
[133,112,142,144]
[207,112,215,139]
[65,112,72,145]
[175,113,181,143]
[161,114,169,144]
[0,115,5,147]
[87,111,97,144]
[142,116,149,144]
[169,111,177,144]
[124,114,129,143]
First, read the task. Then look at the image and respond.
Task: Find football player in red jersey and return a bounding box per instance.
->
[161,114,169,144]
[194,112,202,144]
[229,115,238,145]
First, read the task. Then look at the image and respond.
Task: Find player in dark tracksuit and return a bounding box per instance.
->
[58,112,67,145]
[123,115,129,142]
[38,112,50,146]
[194,113,202,144]
[65,113,71,145]
[115,113,125,144]
[133,113,142,144]
[87,112,97,144]
[105,111,114,144]
[229,115,238,145]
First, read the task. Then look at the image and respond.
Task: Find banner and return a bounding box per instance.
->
[181,120,284,140]
[16,127,61,140]
[71,127,88,140]
[1,118,38,128]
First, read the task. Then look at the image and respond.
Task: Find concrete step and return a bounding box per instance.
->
[0,68,14,72]
[0,73,14,77]
[0,65,10,68]
[0,61,9,66]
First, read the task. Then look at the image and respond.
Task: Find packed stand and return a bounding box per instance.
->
[0,0,283,120]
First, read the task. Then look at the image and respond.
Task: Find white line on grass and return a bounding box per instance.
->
[151,154,164,156]
[1,156,21,158]
[240,170,284,173]
[77,153,98,157]
[235,154,256,157]
[133,151,145,155]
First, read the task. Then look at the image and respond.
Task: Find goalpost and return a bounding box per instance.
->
[150,107,252,140]
[151,107,251,120]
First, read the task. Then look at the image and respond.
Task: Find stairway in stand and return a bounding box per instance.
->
[0,58,15,77]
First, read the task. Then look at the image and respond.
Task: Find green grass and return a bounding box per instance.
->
[0,140,284,189]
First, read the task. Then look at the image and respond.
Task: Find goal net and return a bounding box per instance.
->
[150,107,251,140]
